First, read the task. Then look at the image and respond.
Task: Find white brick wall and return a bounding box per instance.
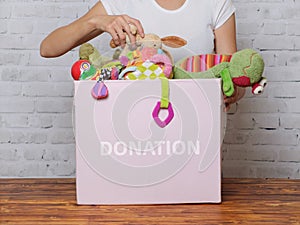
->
[0,0,299,178]
[223,0,300,178]
[0,0,93,177]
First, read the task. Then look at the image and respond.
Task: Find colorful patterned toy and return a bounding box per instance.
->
[173,49,266,96]
[71,60,120,100]
[109,25,187,80]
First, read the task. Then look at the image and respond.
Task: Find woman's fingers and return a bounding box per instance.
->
[223,86,246,112]
[125,15,144,37]
[114,21,127,47]
[103,15,143,48]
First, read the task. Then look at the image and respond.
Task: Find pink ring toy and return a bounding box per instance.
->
[152,101,174,128]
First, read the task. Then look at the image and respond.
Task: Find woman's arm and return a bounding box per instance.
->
[40,1,144,58]
[214,13,237,55]
[214,13,245,111]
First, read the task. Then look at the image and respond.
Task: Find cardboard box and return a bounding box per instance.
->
[74,78,224,204]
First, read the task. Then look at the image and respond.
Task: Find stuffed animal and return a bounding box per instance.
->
[79,43,112,69]
[109,26,187,80]
[173,49,267,96]
[110,32,187,64]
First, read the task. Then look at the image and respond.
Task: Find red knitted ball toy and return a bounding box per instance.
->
[71,59,90,80]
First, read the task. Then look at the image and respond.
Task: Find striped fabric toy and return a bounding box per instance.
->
[179,54,232,72]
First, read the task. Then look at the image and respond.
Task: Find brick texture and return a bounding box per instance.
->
[0,0,299,178]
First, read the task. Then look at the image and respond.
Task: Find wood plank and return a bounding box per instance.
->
[0,178,300,225]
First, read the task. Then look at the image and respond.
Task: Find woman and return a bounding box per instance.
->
[40,0,244,109]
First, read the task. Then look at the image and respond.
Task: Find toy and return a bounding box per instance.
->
[118,59,168,80]
[73,25,186,81]
[71,59,97,80]
[152,77,174,128]
[173,49,267,96]
[110,32,186,63]
[109,25,187,79]
[91,80,109,100]
[79,43,111,69]
[110,32,186,61]
[71,59,120,81]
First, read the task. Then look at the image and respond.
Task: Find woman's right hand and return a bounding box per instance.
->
[95,14,144,48]
[40,1,144,58]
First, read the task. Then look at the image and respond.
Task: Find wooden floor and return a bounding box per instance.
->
[0,179,300,225]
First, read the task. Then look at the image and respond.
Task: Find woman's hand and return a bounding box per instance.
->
[40,2,144,58]
[96,14,144,48]
[224,85,245,112]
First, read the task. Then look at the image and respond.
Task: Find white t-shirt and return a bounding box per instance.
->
[99,0,235,61]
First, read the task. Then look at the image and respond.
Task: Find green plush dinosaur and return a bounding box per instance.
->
[173,49,266,96]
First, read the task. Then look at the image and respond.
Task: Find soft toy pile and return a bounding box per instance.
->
[71,24,187,82]
[71,31,267,98]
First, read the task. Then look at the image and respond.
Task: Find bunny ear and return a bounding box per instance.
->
[161,36,187,48]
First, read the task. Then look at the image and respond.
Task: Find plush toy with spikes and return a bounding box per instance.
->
[79,43,112,69]
[173,49,267,96]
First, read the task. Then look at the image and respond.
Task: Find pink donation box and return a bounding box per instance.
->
[74,78,224,204]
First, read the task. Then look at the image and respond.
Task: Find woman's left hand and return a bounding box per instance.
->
[224,85,245,112]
